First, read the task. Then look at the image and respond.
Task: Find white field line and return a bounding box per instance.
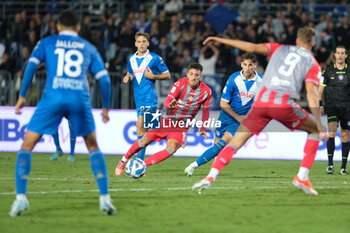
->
[0,177,341,185]
[1,184,350,195]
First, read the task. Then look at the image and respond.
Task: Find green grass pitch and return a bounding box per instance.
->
[1,152,350,233]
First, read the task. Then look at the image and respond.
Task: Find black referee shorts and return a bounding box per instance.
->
[325,105,350,130]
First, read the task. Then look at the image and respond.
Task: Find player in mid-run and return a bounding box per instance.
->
[192,27,329,196]
[50,120,76,162]
[318,45,350,175]
[9,10,116,217]
[184,53,263,176]
[123,32,170,160]
[115,63,211,175]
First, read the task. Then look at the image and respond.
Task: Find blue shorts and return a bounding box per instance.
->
[215,119,240,139]
[136,105,157,118]
[27,98,95,137]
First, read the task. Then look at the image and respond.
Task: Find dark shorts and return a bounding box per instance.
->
[325,105,350,130]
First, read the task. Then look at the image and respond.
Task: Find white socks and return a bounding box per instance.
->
[121,157,128,163]
[191,161,198,168]
[207,168,219,181]
[297,167,310,180]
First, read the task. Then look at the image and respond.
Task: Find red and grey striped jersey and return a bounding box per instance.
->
[258,43,322,103]
[162,77,212,122]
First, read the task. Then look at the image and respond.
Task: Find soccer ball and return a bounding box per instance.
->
[125,158,147,179]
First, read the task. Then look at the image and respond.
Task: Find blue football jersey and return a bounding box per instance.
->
[29,30,108,102]
[23,30,110,136]
[127,50,169,108]
[219,70,263,122]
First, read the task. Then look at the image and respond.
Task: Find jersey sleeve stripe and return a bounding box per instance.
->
[320,83,327,87]
[168,94,176,99]
[263,43,270,56]
[305,79,319,86]
[95,70,108,79]
[29,57,40,65]
[161,70,170,74]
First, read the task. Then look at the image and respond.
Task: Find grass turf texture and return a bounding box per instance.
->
[0,152,350,233]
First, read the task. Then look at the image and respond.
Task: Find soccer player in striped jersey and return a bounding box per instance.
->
[9,10,115,217]
[115,63,212,175]
[193,27,329,196]
[123,32,170,160]
[184,53,263,176]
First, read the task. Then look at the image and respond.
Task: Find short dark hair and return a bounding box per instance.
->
[241,53,257,63]
[58,10,79,28]
[336,45,347,54]
[135,32,150,41]
[188,63,203,72]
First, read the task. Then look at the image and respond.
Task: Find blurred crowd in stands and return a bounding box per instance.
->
[0,0,348,106]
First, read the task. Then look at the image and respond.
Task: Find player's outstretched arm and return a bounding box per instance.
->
[305,82,328,140]
[203,37,268,55]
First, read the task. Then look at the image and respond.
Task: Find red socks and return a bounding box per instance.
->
[144,149,171,166]
[125,141,142,160]
[211,145,236,172]
[301,138,320,169]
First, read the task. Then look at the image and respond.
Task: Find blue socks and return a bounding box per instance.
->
[137,135,146,160]
[52,131,62,152]
[196,139,227,166]
[89,149,108,195]
[68,122,76,155]
[15,150,32,194]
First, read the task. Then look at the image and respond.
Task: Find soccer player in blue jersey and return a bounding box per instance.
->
[9,10,116,217]
[50,119,76,162]
[123,32,170,160]
[184,53,263,176]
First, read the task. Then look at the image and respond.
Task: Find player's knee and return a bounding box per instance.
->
[21,143,35,151]
[308,133,320,141]
[166,142,179,154]
[165,147,175,155]
[329,132,337,138]
[340,132,349,142]
[140,135,152,147]
[84,133,98,151]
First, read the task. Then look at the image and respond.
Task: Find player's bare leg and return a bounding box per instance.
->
[192,125,253,194]
[136,115,147,160]
[293,116,323,196]
[144,139,180,166]
[9,131,42,217]
[84,132,116,215]
[115,134,153,175]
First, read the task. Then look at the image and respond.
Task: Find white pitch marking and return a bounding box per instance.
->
[0,177,90,181]
[1,185,350,196]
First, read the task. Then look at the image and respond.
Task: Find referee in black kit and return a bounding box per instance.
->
[318,45,350,175]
